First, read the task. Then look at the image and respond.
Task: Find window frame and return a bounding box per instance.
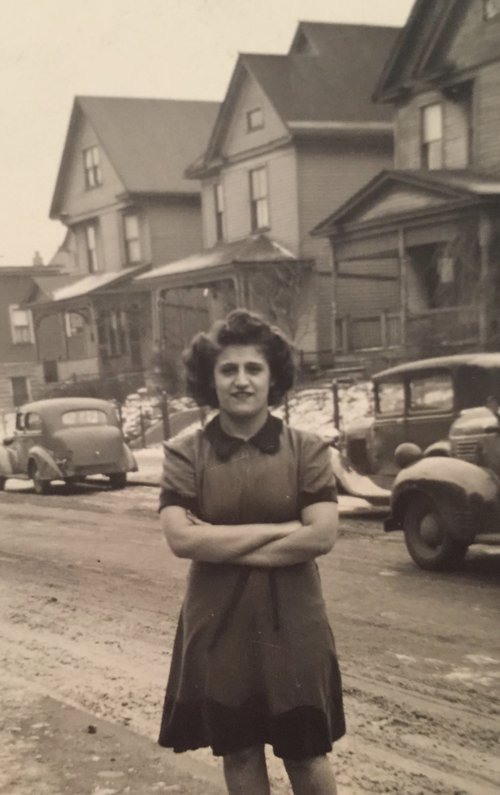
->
[83,145,102,189]
[246,107,264,132]
[421,103,444,170]
[9,304,34,345]
[123,213,142,264]
[214,183,225,242]
[249,166,269,231]
[85,223,99,273]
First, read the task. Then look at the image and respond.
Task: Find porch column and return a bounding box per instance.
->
[151,288,161,343]
[478,212,492,348]
[398,228,408,349]
[329,239,338,356]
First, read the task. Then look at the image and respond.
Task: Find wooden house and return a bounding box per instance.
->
[313,0,500,368]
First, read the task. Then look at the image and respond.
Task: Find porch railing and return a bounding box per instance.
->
[336,305,480,354]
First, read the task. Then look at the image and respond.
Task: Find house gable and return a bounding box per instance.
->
[51,104,126,220]
[312,171,484,233]
[221,68,289,160]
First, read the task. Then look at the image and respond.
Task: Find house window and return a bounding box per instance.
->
[247,107,264,132]
[65,312,85,337]
[85,224,99,273]
[83,145,102,189]
[43,360,59,383]
[9,305,34,344]
[123,214,141,264]
[214,183,225,242]
[421,103,443,169]
[249,167,269,231]
[484,0,500,19]
[10,376,30,406]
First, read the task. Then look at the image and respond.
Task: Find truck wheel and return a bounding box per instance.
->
[403,494,468,571]
[109,473,127,489]
[30,461,50,495]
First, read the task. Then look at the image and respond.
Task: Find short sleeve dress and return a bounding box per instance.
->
[158,413,346,760]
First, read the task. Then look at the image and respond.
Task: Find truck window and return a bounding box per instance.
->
[376,380,405,415]
[409,372,453,412]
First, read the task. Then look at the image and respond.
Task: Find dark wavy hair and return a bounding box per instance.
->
[182,309,295,408]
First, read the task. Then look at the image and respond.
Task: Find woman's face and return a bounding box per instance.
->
[213,345,271,421]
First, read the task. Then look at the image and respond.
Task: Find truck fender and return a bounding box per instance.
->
[28,446,64,480]
[389,457,500,541]
[329,446,390,505]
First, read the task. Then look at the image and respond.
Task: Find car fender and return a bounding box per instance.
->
[122,443,138,472]
[28,446,64,480]
[423,439,451,457]
[0,446,16,476]
[329,446,390,505]
[388,456,500,542]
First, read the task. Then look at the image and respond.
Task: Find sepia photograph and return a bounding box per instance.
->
[1,1,499,793]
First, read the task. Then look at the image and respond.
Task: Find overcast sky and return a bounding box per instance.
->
[1,0,414,266]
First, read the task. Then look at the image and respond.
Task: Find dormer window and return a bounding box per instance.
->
[421,103,443,169]
[484,0,500,19]
[83,145,102,189]
[247,107,264,132]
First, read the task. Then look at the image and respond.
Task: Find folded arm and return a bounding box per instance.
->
[231,502,338,567]
[161,505,301,562]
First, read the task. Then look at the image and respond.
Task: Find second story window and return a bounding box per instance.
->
[214,183,225,242]
[421,103,443,169]
[85,223,99,273]
[247,107,264,132]
[249,167,269,231]
[9,305,34,344]
[83,145,102,189]
[484,0,500,19]
[123,214,141,264]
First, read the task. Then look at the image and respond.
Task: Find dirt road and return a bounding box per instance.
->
[0,480,499,794]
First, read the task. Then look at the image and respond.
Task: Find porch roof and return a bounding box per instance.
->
[27,265,148,308]
[311,169,500,236]
[134,235,309,287]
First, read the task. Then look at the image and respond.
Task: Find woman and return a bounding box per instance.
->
[158,310,345,795]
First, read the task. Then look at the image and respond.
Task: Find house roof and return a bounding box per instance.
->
[190,21,399,177]
[373,0,468,102]
[311,169,500,235]
[134,234,308,286]
[50,96,220,217]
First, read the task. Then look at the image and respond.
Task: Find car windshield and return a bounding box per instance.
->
[455,366,500,410]
[61,410,108,427]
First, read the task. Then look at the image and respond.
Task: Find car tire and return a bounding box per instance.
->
[109,473,127,489]
[30,461,50,495]
[0,477,6,491]
[403,494,468,571]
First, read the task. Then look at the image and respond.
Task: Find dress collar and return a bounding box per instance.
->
[204,413,283,461]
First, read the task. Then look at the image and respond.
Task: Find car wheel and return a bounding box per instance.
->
[30,461,50,495]
[403,494,468,571]
[109,473,127,489]
[0,477,6,491]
